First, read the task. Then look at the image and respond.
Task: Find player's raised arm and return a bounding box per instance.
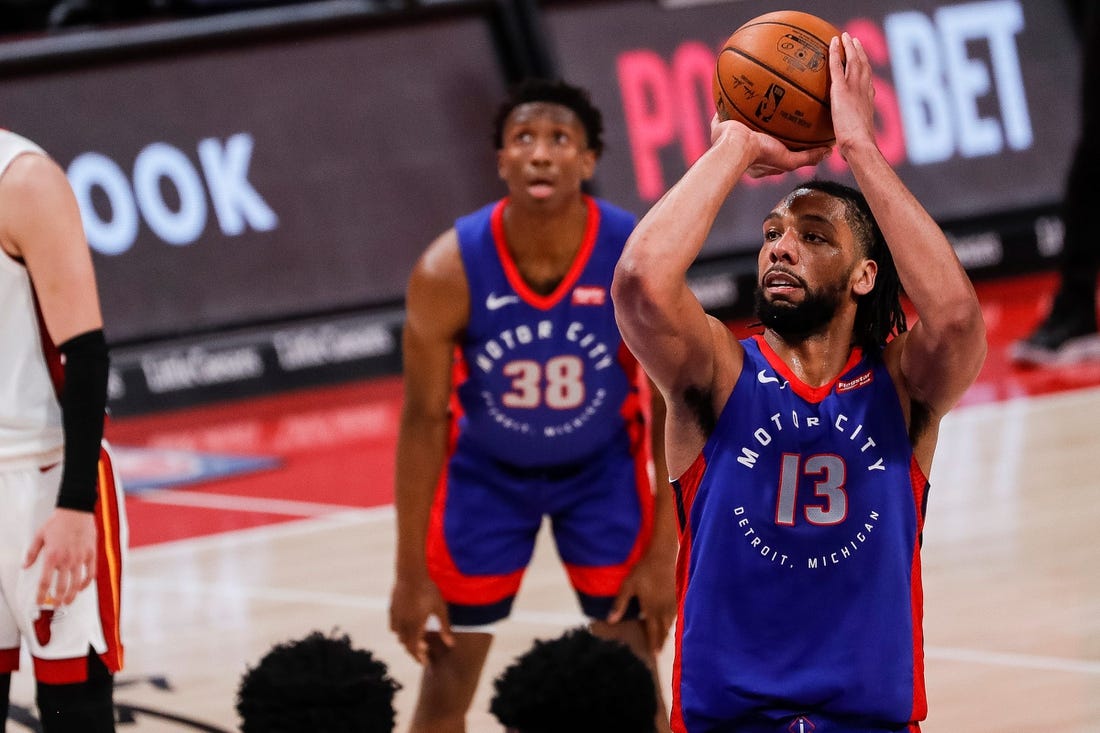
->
[612,117,827,473]
[829,32,986,418]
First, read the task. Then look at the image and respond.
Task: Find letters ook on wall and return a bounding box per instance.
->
[0,14,505,346]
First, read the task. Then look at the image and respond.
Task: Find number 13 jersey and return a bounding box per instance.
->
[671,335,929,732]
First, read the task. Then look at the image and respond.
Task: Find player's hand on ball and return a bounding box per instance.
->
[710,114,830,177]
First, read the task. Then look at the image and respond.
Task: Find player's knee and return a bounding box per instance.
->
[411,702,471,733]
[36,651,114,733]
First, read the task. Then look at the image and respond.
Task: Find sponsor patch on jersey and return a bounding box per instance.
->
[837,369,874,393]
[571,286,606,306]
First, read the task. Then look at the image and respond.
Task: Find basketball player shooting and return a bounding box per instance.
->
[612,32,986,732]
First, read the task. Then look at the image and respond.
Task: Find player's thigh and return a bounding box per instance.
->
[0,466,43,668]
[15,456,125,681]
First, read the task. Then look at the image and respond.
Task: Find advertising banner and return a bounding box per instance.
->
[0,14,507,345]
[545,0,1078,262]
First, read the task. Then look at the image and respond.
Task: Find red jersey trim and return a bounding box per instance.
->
[669,456,705,733]
[95,447,125,675]
[489,196,600,311]
[30,282,65,396]
[908,455,929,721]
[753,334,864,404]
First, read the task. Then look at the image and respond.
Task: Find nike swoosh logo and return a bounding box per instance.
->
[757,370,789,389]
[486,292,520,311]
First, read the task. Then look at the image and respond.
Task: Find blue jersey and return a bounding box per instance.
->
[671,335,928,732]
[452,196,642,469]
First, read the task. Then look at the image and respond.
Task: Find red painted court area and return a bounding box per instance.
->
[106,272,1100,548]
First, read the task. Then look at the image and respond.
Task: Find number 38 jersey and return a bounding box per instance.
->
[452,196,643,469]
[671,335,930,732]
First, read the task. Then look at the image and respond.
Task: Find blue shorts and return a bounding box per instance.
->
[426,432,653,626]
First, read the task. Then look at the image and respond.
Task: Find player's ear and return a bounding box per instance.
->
[853,258,877,296]
[497,149,507,181]
[579,147,598,181]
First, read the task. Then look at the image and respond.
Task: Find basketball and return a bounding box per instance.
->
[713,10,843,150]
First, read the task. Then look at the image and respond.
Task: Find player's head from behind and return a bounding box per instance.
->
[489,626,658,733]
[492,79,603,207]
[754,178,907,353]
[236,630,401,733]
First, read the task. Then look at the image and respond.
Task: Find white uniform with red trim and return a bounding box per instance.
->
[0,131,62,466]
[0,129,127,684]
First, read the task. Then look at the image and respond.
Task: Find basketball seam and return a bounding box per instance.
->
[741,20,835,49]
[718,46,831,107]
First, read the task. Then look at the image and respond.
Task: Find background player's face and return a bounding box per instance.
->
[754,188,876,338]
[497,102,596,208]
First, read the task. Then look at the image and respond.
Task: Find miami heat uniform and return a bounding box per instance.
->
[671,335,927,733]
[426,195,654,627]
[0,130,126,684]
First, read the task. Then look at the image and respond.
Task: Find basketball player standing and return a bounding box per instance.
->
[0,130,126,732]
[388,79,676,733]
[612,34,985,732]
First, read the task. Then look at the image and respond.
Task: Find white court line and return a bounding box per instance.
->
[924,646,1100,675]
[124,574,1098,676]
[129,505,394,561]
[133,487,367,516]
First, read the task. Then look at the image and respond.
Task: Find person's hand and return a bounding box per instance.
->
[389,572,454,664]
[23,508,97,607]
[607,546,677,653]
[709,114,830,178]
[828,32,878,156]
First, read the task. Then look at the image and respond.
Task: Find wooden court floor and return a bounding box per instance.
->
[6,272,1100,732]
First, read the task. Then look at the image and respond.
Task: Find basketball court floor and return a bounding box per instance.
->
[7,272,1099,732]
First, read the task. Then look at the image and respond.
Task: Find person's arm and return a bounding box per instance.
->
[0,152,104,608]
[388,229,468,663]
[612,118,828,476]
[829,34,986,425]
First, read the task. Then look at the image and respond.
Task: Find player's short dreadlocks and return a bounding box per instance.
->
[800,179,908,352]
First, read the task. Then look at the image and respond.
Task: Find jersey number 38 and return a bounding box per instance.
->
[501,356,585,410]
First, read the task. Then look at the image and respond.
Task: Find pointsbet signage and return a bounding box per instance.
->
[547,0,1077,259]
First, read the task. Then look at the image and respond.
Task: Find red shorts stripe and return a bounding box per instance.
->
[32,655,89,685]
[0,647,19,673]
[94,447,125,674]
[425,463,525,606]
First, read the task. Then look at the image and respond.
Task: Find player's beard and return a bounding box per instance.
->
[753,275,847,340]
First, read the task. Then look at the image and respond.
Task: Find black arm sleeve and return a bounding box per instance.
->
[56,329,109,512]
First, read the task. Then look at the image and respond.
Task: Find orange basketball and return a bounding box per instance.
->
[713,10,842,150]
